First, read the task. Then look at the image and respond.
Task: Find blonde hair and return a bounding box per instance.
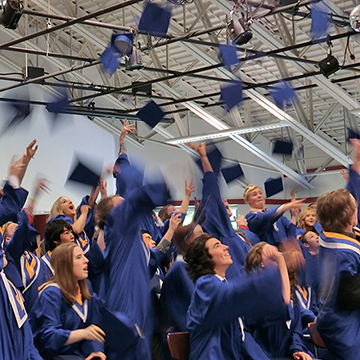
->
[51,242,92,305]
[48,197,65,222]
[243,185,261,202]
[297,207,316,230]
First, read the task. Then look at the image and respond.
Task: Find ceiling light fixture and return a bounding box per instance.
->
[0,0,23,29]
[318,40,340,78]
[166,122,289,145]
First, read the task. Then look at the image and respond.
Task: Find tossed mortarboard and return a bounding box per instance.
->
[138,2,171,38]
[347,127,360,140]
[219,43,239,68]
[98,307,140,355]
[100,32,134,77]
[195,143,223,176]
[310,3,329,39]
[220,81,243,111]
[136,100,165,128]
[272,139,294,155]
[67,155,102,188]
[264,177,283,198]
[46,91,70,115]
[221,163,244,184]
[3,94,32,134]
[269,81,296,110]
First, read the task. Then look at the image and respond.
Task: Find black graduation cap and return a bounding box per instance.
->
[220,81,243,111]
[195,143,223,176]
[221,163,244,184]
[310,3,329,39]
[136,100,165,128]
[272,139,294,155]
[269,81,296,110]
[264,177,283,198]
[138,2,171,38]
[219,43,239,68]
[347,127,360,140]
[98,307,140,355]
[100,32,134,77]
[67,155,101,188]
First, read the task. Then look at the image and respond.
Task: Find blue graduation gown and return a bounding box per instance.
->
[0,181,28,226]
[346,167,360,224]
[317,231,360,360]
[187,268,289,360]
[5,211,51,312]
[102,181,170,360]
[30,282,104,359]
[201,172,250,277]
[245,207,296,245]
[0,271,41,360]
[252,300,312,358]
[161,257,194,333]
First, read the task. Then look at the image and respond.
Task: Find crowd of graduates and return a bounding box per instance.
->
[1,123,360,360]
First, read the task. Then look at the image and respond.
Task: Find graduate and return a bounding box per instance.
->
[244,184,303,246]
[0,244,41,360]
[100,164,171,360]
[296,207,321,238]
[244,242,313,360]
[316,188,360,360]
[185,233,291,360]
[30,242,106,360]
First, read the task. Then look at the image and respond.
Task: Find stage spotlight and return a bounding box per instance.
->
[126,48,144,71]
[0,0,23,29]
[227,19,253,46]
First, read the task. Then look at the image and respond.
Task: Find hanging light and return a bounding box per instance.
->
[0,0,23,29]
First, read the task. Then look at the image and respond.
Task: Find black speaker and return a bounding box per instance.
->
[318,54,340,78]
[131,82,152,97]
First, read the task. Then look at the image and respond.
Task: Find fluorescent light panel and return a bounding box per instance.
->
[166,122,289,145]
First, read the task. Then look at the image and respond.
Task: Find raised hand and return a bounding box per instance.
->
[185,179,195,197]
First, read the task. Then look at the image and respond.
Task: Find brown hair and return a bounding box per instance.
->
[244,242,267,272]
[297,207,316,230]
[51,242,92,305]
[243,185,261,203]
[158,205,172,222]
[184,233,215,282]
[173,223,196,255]
[317,189,356,232]
[96,196,117,230]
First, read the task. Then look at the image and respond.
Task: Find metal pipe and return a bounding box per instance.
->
[0,0,143,51]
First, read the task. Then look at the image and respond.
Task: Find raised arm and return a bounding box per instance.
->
[179,179,195,215]
[186,142,212,173]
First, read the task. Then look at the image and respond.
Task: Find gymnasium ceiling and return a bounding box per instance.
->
[1,0,360,189]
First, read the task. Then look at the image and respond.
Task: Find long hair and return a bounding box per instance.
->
[184,233,215,282]
[297,207,316,231]
[51,242,92,305]
[48,196,64,222]
[158,205,172,222]
[244,242,267,272]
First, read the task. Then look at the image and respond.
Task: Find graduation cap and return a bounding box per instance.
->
[219,43,239,68]
[220,81,243,111]
[347,127,360,140]
[136,100,165,128]
[272,139,294,155]
[138,2,171,38]
[269,81,296,110]
[100,32,134,77]
[264,177,283,198]
[98,307,140,355]
[310,3,329,39]
[67,155,102,188]
[3,94,32,134]
[195,143,223,176]
[221,163,244,184]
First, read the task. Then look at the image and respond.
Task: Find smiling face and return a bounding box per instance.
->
[60,197,76,218]
[72,246,89,282]
[304,210,316,227]
[246,187,265,210]
[205,237,232,277]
